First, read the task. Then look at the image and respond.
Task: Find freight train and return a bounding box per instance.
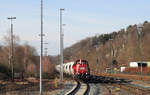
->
[56,59,90,78]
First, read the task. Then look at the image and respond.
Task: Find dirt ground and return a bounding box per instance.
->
[0,77,63,95]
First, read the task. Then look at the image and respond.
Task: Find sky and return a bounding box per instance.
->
[0,0,150,55]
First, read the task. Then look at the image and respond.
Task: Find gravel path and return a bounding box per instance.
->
[101,83,136,95]
[88,83,102,95]
[88,83,136,95]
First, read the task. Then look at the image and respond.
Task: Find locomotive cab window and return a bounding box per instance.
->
[77,62,80,64]
[82,61,87,64]
[75,59,88,65]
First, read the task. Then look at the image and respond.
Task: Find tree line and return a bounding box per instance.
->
[59,21,150,74]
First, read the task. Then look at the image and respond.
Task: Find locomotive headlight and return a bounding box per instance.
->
[80,67,85,70]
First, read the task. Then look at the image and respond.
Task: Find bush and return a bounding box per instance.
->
[124,67,150,75]
[42,72,51,79]
[0,64,11,78]
[27,72,35,77]
[42,72,57,79]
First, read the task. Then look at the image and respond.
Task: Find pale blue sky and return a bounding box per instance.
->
[0,0,150,55]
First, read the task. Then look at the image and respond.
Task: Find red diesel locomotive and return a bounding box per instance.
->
[56,59,90,78]
[73,59,90,76]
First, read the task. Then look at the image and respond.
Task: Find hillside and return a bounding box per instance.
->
[53,21,150,73]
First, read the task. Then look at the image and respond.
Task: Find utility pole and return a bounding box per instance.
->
[95,45,99,74]
[8,17,16,82]
[109,39,113,73]
[96,58,99,73]
[40,0,43,94]
[60,8,65,82]
[137,24,143,75]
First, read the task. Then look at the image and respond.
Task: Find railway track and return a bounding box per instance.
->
[65,74,125,95]
[65,80,90,95]
[65,75,150,95]
[80,75,150,94]
[112,83,150,95]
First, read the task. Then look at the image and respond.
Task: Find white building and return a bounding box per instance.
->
[129,62,150,67]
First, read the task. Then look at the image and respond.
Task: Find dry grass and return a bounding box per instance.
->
[99,73,150,81]
[0,78,63,95]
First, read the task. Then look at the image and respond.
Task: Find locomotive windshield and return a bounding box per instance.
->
[75,59,88,65]
[82,61,87,64]
[77,61,86,64]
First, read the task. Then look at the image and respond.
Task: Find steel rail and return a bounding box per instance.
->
[65,80,90,95]
[65,80,80,95]
[83,83,90,95]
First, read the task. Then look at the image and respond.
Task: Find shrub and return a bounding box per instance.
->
[124,67,150,75]
[0,63,11,78]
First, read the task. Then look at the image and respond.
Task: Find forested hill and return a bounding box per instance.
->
[54,21,150,73]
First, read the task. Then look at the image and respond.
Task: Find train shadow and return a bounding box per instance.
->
[78,75,132,84]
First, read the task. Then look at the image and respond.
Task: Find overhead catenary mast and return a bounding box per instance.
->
[40,0,43,94]
[60,8,65,82]
[8,16,16,82]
